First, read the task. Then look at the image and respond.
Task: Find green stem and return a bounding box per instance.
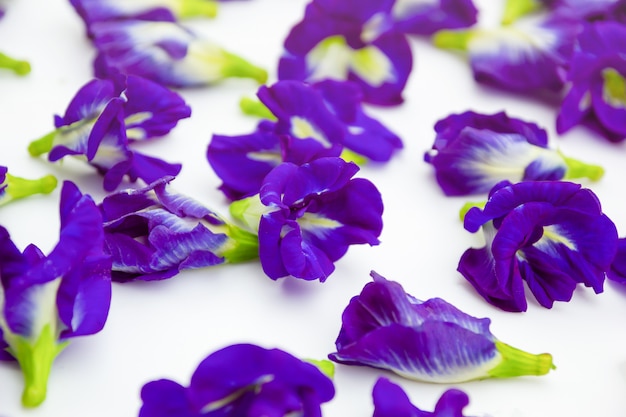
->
[432,30,473,51]
[488,340,555,378]
[239,97,276,120]
[178,0,218,19]
[340,148,368,166]
[2,173,57,203]
[560,152,604,181]
[220,224,259,263]
[459,201,486,222]
[0,52,31,75]
[221,51,268,84]
[28,130,58,157]
[304,359,335,379]
[501,0,543,25]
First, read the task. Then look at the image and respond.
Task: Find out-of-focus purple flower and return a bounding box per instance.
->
[537,0,626,22]
[0,181,112,407]
[278,0,413,106]
[460,180,617,312]
[329,271,555,382]
[391,0,478,35]
[0,166,57,206]
[28,75,189,191]
[100,176,258,282]
[138,343,335,417]
[230,157,383,281]
[424,111,603,196]
[556,21,626,142]
[372,377,471,417]
[433,14,581,95]
[608,238,626,284]
[91,19,267,88]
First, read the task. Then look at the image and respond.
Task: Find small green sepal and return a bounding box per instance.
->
[560,151,604,181]
[3,173,58,204]
[28,130,58,157]
[304,359,335,379]
[488,340,555,378]
[221,51,268,84]
[432,30,473,51]
[340,149,368,166]
[239,97,277,120]
[501,0,543,24]
[178,0,218,19]
[459,201,486,222]
[0,52,31,76]
[220,224,259,263]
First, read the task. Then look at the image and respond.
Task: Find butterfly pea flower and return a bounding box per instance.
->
[608,238,626,284]
[391,0,478,36]
[138,343,335,417]
[278,0,413,106]
[424,111,604,196]
[100,176,258,282]
[373,377,472,417]
[556,22,626,142]
[329,271,555,382]
[91,19,267,88]
[230,157,383,281]
[0,166,57,206]
[28,75,189,191]
[504,0,626,24]
[0,181,112,407]
[433,13,580,95]
[459,180,618,312]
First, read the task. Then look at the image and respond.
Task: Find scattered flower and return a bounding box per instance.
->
[100,176,258,282]
[28,75,189,191]
[0,166,57,206]
[556,21,626,142]
[460,180,617,311]
[0,181,112,407]
[424,111,603,195]
[91,19,267,88]
[392,0,478,35]
[138,343,335,417]
[278,0,413,106]
[372,377,472,417]
[329,271,555,382]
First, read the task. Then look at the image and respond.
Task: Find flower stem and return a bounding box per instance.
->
[221,51,268,84]
[221,224,259,263]
[178,0,218,19]
[432,30,472,51]
[340,149,368,166]
[2,173,57,203]
[488,340,555,378]
[0,52,31,75]
[28,130,58,157]
[239,97,276,120]
[560,152,604,181]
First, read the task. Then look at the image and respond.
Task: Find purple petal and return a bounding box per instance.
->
[139,379,196,417]
[392,0,478,35]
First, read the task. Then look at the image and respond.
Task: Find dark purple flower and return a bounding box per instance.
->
[138,343,335,417]
[100,176,258,282]
[556,21,626,142]
[424,111,603,195]
[608,238,626,284]
[0,181,112,407]
[329,271,555,382]
[91,19,267,88]
[540,0,626,22]
[391,0,478,36]
[460,180,618,311]
[373,377,471,417]
[278,0,413,106]
[28,76,188,191]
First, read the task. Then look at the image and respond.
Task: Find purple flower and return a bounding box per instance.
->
[91,19,267,88]
[100,176,258,282]
[424,111,603,196]
[540,0,626,22]
[138,343,335,417]
[373,377,471,417]
[28,75,189,191]
[556,21,626,142]
[278,0,413,106]
[459,180,618,311]
[391,0,478,35]
[433,14,581,94]
[230,157,383,281]
[329,271,555,382]
[0,181,112,407]
[0,166,57,206]
[608,238,626,284]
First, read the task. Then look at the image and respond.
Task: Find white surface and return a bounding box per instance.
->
[1,1,626,416]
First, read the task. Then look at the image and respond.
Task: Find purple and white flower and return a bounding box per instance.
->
[424,111,603,195]
[0,181,112,407]
[138,343,335,417]
[0,166,57,206]
[459,180,618,311]
[391,0,478,35]
[329,271,555,382]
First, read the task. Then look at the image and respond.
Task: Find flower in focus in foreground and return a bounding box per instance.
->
[424,111,603,196]
[138,343,335,417]
[556,21,626,142]
[0,166,57,206]
[329,271,554,382]
[460,180,617,312]
[373,377,472,417]
[0,181,112,407]
[231,157,383,281]
[100,176,258,282]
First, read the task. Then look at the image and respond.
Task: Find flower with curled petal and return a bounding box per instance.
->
[278,0,413,106]
[424,111,603,195]
[329,271,555,382]
[373,377,471,417]
[138,343,335,417]
[28,75,189,191]
[0,166,57,206]
[100,176,258,282]
[0,181,112,407]
[556,21,626,142]
[459,180,618,311]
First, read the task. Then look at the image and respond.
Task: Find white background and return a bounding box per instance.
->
[1,0,626,416]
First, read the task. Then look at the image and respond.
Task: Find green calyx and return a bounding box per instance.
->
[8,324,68,408]
[2,173,58,204]
[229,196,269,234]
[177,0,218,19]
[432,30,473,51]
[488,340,555,378]
[0,52,31,76]
[28,130,58,157]
[501,0,543,24]
[560,151,604,181]
[220,224,259,263]
[459,201,486,222]
[602,68,626,108]
[239,97,276,120]
[304,359,335,379]
[220,51,268,84]
[340,149,368,166]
